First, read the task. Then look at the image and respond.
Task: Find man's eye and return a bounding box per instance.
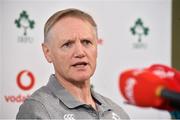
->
[62,42,73,48]
[82,39,92,46]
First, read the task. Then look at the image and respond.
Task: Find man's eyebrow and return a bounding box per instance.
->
[80,37,93,40]
[60,39,75,44]
[59,36,94,43]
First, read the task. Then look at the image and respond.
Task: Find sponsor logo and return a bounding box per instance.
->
[153,69,175,79]
[130,18,149,49]
[4,70,35,103]
[112,112,121,120]
[15,10,35,43]
[97,38,103,45]
[64,114,75,120]
[16,70,35,91]
[4,94,30,103]
[124,78,136,104]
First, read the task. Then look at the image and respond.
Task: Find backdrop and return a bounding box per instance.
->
[0,0,172,119]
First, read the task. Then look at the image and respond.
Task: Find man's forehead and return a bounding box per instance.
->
[51,17,96,36]
[54,16,93,29]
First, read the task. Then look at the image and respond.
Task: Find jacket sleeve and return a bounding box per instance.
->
[16,99,50,119]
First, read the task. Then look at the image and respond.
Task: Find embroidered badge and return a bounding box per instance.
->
[112,112,121,120]
[63,114,75,120]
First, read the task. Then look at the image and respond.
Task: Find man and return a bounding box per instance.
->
[16,8,129,119]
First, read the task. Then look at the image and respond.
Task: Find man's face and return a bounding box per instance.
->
[43,17,97,83]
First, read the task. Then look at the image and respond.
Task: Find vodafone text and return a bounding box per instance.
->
[4,94,30,103]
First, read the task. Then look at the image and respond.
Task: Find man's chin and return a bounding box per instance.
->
[70,75,90,83]
[74,77,90,82]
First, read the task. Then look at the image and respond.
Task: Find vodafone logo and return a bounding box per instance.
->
[4,70,35,103]
[16,70,35,91]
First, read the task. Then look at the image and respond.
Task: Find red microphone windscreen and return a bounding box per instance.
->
[148,64,180,92]
[119,69,167,107]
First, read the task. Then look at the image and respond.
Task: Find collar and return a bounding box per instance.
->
[47,74,111,112]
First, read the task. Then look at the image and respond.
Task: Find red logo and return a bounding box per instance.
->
[16,70,35,91]
[97,38,104,45]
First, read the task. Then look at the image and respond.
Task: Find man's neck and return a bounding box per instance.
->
[55,74,97,110]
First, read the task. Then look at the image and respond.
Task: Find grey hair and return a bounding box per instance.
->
[44,8,97,42]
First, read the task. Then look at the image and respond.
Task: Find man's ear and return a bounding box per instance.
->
[42,43,52,63]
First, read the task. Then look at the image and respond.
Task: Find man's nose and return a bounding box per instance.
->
[74,42,85,58]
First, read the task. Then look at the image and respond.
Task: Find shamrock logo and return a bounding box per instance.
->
[130,18,149,42]
[15,10,35,36]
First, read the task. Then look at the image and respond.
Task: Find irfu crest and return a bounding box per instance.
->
[15,10,35,36]
[130,18,149,42]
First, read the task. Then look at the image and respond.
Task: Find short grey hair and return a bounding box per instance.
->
[44,8,97,42]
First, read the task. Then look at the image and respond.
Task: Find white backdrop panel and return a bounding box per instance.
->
[1,0,171,119]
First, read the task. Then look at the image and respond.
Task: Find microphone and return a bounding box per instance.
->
[119,65,180,111]
[158,88,180,110]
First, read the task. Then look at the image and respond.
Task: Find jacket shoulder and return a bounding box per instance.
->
[16,86,55,119]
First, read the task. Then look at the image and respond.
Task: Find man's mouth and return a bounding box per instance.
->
[72,62,88,68]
